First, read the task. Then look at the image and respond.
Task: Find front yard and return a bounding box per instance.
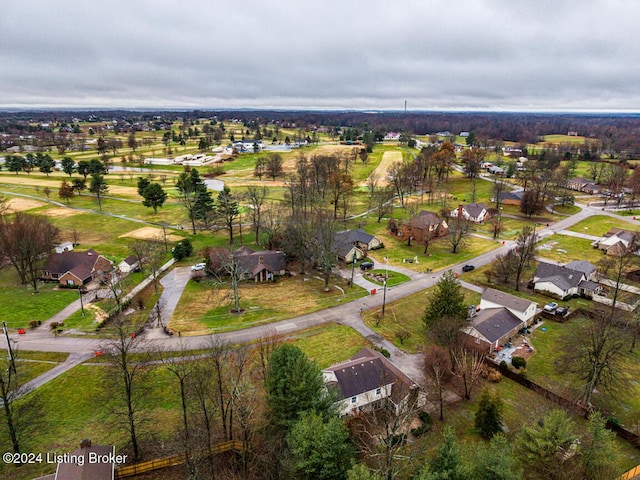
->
[170,274,368,334]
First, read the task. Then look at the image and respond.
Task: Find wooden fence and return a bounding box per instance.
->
[618,464,640,480]
[115,440,244,478]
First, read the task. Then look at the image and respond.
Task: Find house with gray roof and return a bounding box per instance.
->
[333,229,383,263]
[322,348,418,416]
[593,228,637,256]
[208,246,287,282]
[450,203,490,223]
[533,261,600,299]
[462,288,538,353]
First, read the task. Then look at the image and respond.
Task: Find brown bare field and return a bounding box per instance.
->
[5,197,46,212]
[119,226,184,242]
[369,150,403,186]
[0,175,138,197]
[43,207,83,217]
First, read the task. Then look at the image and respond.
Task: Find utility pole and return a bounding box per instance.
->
[382,256,389,316]
[350,256,357,287]
[78,288,85,316]
[3,322,16,374]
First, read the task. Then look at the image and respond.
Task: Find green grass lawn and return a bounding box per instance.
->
[170,275,369,334]
[362,269,411,287]
[0,269,78,329]
[567,215,638,237]
[288,324,372,369]
[362,287,482,354]
[536,234,602,263]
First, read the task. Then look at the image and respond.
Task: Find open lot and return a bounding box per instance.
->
[4,196,46,213]
[170,275,368,334]
[567,214,639,237]
[119,226,184,242]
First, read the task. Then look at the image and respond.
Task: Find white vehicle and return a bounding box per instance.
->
[190,263,206,271]
[543,302,558,312]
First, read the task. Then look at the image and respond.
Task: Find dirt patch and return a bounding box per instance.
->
[368,150,403,186]
[43,207,83,217]
[120,226,183,242]
[88,304,108,324]
[5,197,46,213]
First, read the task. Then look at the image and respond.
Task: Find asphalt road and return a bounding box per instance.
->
[3,201,632,387]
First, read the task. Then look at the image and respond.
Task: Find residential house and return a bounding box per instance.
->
[487,165,505,175]
[402,211,449,241]
[51,440,116,480]
[463,288,538,353]
[450,203,490,223]
[322,348,419,416]
[334,229,383,263]
[384,132,401,141]
[566,177,600,194]
[54,241,74,254]
[118,255,141,274]
[209,246,287,282]
[42,249,113,287]
[497,190,524,206]
[533,261,600,299]
[593,228,637,255]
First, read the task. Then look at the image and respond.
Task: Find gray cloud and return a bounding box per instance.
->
[1,0,640,110]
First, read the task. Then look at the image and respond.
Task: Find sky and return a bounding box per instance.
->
[2,0,640,112]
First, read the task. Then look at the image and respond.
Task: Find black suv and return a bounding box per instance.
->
[462,265,475,272]
[360,262,374,271]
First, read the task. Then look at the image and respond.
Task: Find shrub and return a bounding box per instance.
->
[29,320,39,329]
[487,369,503,383]
[50,321,59,330]
[511,356,527,369]
[499,360,508,369]
[373,346,391,358]
[172,239,193,261]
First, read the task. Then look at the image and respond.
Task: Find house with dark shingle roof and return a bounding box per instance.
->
[118,255,140,274]
[209,246,287,282]
[402,211,448,241]
[533,260,600,299]
[593,228,637,256]
[497,190,524,206]
[51,440,116,480]
[450,203,490,223]
[463,288,538,353]
[333,229,383,263]
[322,348,419,416]
[42,250,112,286]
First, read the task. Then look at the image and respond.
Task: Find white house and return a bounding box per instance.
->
[450,203,490,223]
[533,261,600,299]
[488,165,505,175]
[322,348,418,416]
[118,255,141,274]
[462,288,538,353]
[55,241,74,254]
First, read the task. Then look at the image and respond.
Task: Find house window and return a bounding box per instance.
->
[350,396,357,404]
[376,388,381,395]
[52,273,59,279]
[66,280,75,286]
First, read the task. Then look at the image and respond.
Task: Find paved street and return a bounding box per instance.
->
[1,201,626,390]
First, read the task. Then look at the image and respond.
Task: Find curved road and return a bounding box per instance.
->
[4,202,635,389]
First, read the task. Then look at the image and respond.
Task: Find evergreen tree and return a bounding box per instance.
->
[581,411,619,480]
[423,270,467,329]
[216,186,239,244]
[419,426,470,480]
[474,388,504,438]
[470,434,523,480]
[89,173,109,211]
[61,156,76,176]
[141,183,167,213]
[137,176,151,197]
[286,410,355,480]
[266,344,331,428]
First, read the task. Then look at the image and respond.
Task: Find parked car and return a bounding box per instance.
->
[360,261,374,271]
[543,302,558,312]
[190,262,206,271]
[555,306,568,316]
[462,264,475,272]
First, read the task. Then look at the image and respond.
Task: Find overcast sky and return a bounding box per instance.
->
[2,0,640,111]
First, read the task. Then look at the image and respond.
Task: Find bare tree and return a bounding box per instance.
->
[101,319,148,461]
[560,311,629,407]
[424,345,452,421]
[514,225,537,291]
[447,213,470,254]
[597,235,639,317]
[210,249,247,313]
[245,185,268,245]
[0,212,59,292]
[450,345,485,400]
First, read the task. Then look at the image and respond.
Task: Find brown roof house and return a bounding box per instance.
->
[322,348,419,416]
[402,211,448,242]
[463,288,538,353]
[593,228,637,256]
[42,249,113,287]
[209,246,287,282]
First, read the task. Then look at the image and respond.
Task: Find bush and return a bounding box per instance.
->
[50,321,59,330]
[511,356,527,369]
[487,369,502,383]
[499,360,508,369]
[172,239,193,261]
[29,320,39,329]
[373,346,391,358]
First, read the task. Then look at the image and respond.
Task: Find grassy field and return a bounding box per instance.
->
[288,324,372,369]
[536,234,601,262]
[567,215,639,236]
[362,287,482,354]
[170,275,369,334]
[0,269,78,329]
[361,269,411,287]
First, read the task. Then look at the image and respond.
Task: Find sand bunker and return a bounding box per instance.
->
[5,197,46,213]
[120,226,184,242]
[43,207,83,218]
